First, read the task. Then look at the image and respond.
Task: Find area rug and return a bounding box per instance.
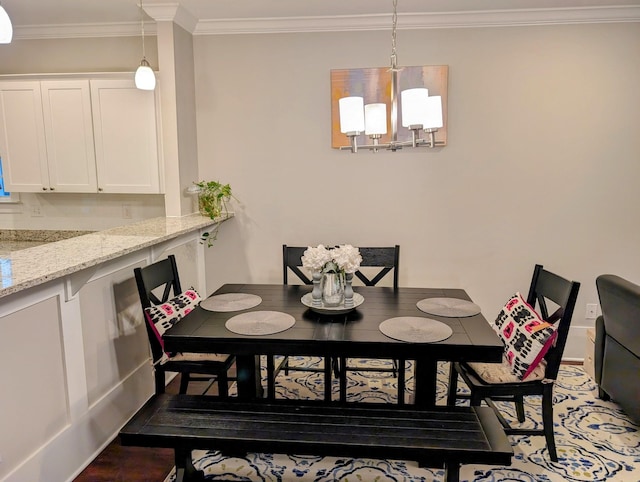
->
[165,358,640,482]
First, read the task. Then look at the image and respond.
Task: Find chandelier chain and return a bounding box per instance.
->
[390,0,398,70]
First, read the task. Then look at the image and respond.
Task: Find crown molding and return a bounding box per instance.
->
[11,6,640,40]
[194,6,640,35]
[14,22,156,40]
[143,3,198,33]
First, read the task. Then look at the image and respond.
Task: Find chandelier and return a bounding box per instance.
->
[337,0,444,153]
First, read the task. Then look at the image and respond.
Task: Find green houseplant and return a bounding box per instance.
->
[192,180,235,247]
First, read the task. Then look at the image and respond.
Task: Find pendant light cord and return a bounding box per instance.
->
[140,0,146,59]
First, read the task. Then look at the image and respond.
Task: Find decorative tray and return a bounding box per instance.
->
[301,292,365,315]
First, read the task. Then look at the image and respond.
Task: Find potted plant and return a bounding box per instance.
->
[191,180,235,246]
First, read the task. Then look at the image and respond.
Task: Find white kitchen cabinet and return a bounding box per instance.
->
[41,80,98,192]
[0,77,162,194]
[0,81,50,192]
[90,79,161,194]
[0,80,97,193]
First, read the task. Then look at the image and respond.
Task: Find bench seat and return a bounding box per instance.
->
[120,394,512,482]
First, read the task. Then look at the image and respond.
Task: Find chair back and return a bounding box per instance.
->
[282,245,313,285]
[355,246,400,289]
[526,264,580,380]
[283,245,400,288]
[596,274,640,356]
[134,255,183,362]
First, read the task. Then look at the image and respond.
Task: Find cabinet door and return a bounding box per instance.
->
[41,80,98,193]
[90,79,160,194]
[0,81,49,192]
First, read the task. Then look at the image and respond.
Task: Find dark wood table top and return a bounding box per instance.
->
[164,283,502,362]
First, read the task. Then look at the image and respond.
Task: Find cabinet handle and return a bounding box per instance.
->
[98,187,103,192]
[50,187,55,191]
[42,187,47,191]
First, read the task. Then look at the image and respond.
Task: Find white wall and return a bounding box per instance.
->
[0,193,165,230]
[194,23,640,359]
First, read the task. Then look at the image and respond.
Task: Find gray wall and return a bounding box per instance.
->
[195,23,640,358]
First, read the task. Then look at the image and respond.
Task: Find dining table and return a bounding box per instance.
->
[162,283,503,407]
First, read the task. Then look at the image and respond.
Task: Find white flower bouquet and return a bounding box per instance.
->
[301,244,362,274]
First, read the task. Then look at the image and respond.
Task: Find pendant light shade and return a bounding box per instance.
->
[0,4,13,44]
[135,59,156,91]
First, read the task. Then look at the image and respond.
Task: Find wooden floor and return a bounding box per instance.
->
[73,376,221,482]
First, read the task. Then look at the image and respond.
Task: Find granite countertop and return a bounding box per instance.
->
[0,214,229,298]
[0,229,96,255]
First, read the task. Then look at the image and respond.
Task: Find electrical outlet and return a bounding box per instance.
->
[122,204,132,219]
[30,205,43,217]
[586,303,598,319]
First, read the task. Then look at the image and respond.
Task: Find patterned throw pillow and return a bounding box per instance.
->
[494,292,557,380]
[144,288,201,356]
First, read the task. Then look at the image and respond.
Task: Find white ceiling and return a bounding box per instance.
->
[3,0,640,39]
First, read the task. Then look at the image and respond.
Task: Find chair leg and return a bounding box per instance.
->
[266,355,276,400]
[515,394,526,423]
[217,371,229,398]
[397,358,405,405]
[392,358,398,378]
[542,384,558,462]
[179,373,190,394]
[283,356,290,375]
[446,362,459,406]
[324,357,333,403]
[339,356,347,403]
[155,368,166,395]
[332,357,340,379]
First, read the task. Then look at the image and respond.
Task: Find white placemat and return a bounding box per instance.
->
[225,311,295,336]
[416,297,481,317]
[379,316,453,343]
[200,293,262,312]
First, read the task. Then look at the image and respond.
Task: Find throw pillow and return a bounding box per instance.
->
[494,292,557,380]
[144,288,201,356]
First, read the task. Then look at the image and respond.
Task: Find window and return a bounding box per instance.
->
[0,157,20,206]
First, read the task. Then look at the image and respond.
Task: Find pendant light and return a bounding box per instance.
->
[0,2,13,44]
[135,0,156,91]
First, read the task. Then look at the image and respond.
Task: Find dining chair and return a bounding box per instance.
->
[446,264,580,461]
[270,245,335,401]
[134,255,235,396]
[338,245,401,402]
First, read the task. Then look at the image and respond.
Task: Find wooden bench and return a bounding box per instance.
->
[119,395,512,482]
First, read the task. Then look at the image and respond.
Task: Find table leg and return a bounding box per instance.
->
[174,448,205,482]
[235,354,264,399]
[413,359,437,407]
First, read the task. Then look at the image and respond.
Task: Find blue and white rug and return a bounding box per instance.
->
[166,357,640,482]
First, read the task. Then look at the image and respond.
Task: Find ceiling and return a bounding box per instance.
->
[3,0,640,39]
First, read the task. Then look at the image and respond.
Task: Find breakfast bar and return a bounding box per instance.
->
[0,214,230,482]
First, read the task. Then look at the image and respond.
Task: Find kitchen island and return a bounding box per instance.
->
[0,214,231,482]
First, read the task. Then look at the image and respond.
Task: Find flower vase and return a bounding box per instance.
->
[344,272,354,308]
[311,271,322,307]
[321,272,344,307]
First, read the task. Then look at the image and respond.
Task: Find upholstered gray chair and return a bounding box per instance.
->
[594,274,640,423]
